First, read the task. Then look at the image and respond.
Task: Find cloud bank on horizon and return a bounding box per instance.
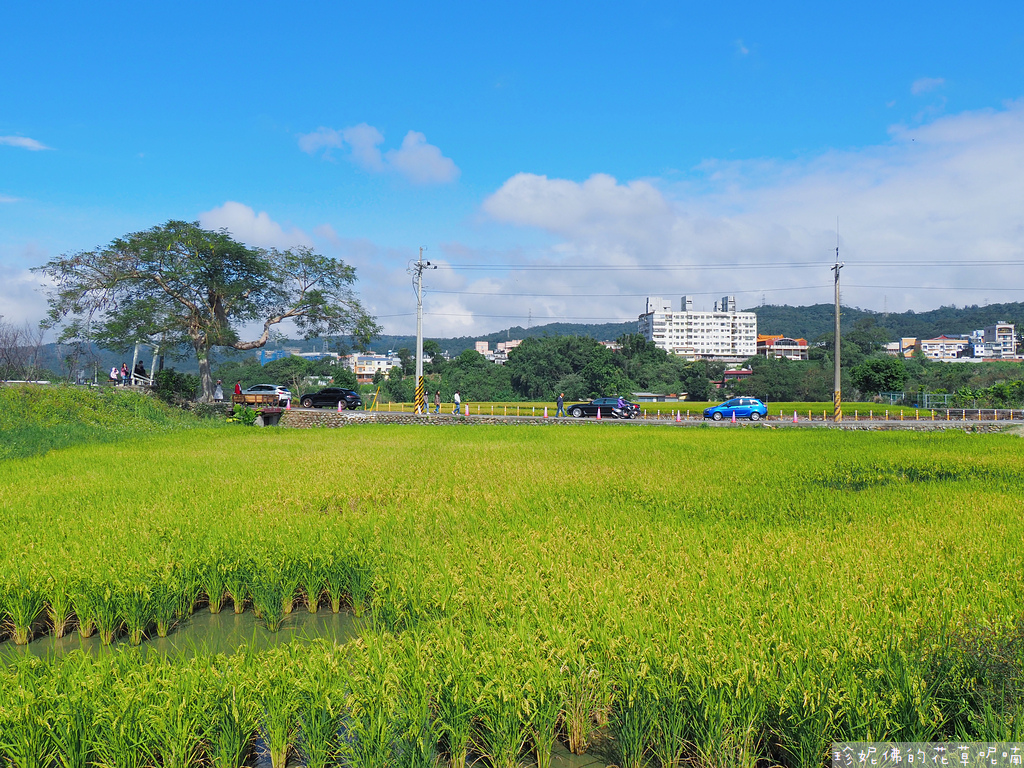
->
[188,98,1024,339]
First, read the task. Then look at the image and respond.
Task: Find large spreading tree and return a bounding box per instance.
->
[35,220,380,401]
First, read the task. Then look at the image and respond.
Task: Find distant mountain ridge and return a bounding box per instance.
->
[27,302,1024,376]
[752,302,1024,342]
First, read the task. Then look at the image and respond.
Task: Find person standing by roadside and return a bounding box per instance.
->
[234,380,242,397]
[121,363,130,385]
[556,392,565,418]
[109,365,120,384]
[434,390,441,414]
[453,390,461,415]
[214,380,224,401]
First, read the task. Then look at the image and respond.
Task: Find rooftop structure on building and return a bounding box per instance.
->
[638,295,757,361]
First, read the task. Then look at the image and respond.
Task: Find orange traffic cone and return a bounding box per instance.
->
[596,407,602,420]
[286,398,291,410]
[731,411,736,423]
[337,400,342,413]
[792,411,798,423]
[675,411,681,423]
[544,407,548,418]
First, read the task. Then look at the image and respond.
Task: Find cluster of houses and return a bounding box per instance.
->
[889,323,1018,361]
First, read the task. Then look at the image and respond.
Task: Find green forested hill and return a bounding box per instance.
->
[752,302,1024,341]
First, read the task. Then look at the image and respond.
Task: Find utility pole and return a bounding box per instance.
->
[832,230,844,422]
[409,248,435,415]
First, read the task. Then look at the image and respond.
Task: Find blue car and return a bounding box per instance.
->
[703,397,767,421]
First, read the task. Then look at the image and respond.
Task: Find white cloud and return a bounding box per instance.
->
[911,77,945,95]
[297,126,345,157]
[0,136,51,151]
[474,99,1024,323]
[385,131,460,184]
[0,249,51,327]
[313,223,341,248]
[735,39,750,56]
[198,201,314,249]
[298,124,458,184]
[0,195,19,203]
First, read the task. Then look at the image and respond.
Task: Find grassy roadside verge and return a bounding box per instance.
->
[0,384,208,460]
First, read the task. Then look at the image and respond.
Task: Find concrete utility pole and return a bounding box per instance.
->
[832,232,844,422]
[409,248,436,414]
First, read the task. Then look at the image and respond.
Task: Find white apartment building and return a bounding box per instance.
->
[985,322,1016,358]
[918,336,970,361]
[638,295,757,360]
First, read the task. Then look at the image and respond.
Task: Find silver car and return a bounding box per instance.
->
[242,383,291,406]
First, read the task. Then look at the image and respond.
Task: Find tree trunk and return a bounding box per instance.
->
[196,344,216,403]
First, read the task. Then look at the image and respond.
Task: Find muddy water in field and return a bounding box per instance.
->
[1,607,361,663]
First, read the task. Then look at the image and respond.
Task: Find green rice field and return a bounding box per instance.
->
[2,415,1024,766]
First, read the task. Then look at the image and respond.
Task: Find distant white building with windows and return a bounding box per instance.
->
[985,322,1016,358]
[638,295,757,361]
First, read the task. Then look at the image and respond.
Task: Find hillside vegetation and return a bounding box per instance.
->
[0,384,204,460]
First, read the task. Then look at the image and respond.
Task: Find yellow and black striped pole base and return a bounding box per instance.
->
[834,390,842,422]
[415,376,425,415]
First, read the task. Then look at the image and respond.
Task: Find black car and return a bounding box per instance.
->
[298,387,362,410]
[567,397,640,419]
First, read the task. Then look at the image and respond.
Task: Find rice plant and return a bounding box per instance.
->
[297,680,342,768]
[202,558,228,614]
[173,563,201,621]
[324,551,349,614]
[223,559,250,615]
[394,634,440,768]
[524,671,562,768]
[249,572,287,632]
[3,575,44,645]
[118,579,154,646]
[0,664,53,768]
[44,572,75,639]
[207,673,258,768]
[433,642,480,768]
[46,656,95,768]
[474,682,530,768]
[259,668,299,768]
[345,549,374,618]
[148,662,210,768]
[72,580,98,639]
[559,649,602,755]
[300,555,326,614]
[648,658,691,768]
[152,568,179,638]
[280,559,303,616]
[89,658,158,768]
[92,582,122,645]
[609,663,656,768]
[338,638,400,768]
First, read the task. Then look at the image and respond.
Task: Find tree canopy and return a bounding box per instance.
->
[35,221,379,400]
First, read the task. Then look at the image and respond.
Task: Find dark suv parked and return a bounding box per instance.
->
[298,387,362,410]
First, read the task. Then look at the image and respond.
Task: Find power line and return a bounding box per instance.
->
[435,259,1024,272]
[427,284,831,298]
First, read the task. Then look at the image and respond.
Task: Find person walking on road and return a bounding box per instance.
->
[453,390,461,415]
[556,392,565,418]
[434,390,441,414]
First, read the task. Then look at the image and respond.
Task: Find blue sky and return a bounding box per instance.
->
[3,2,1023,337]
